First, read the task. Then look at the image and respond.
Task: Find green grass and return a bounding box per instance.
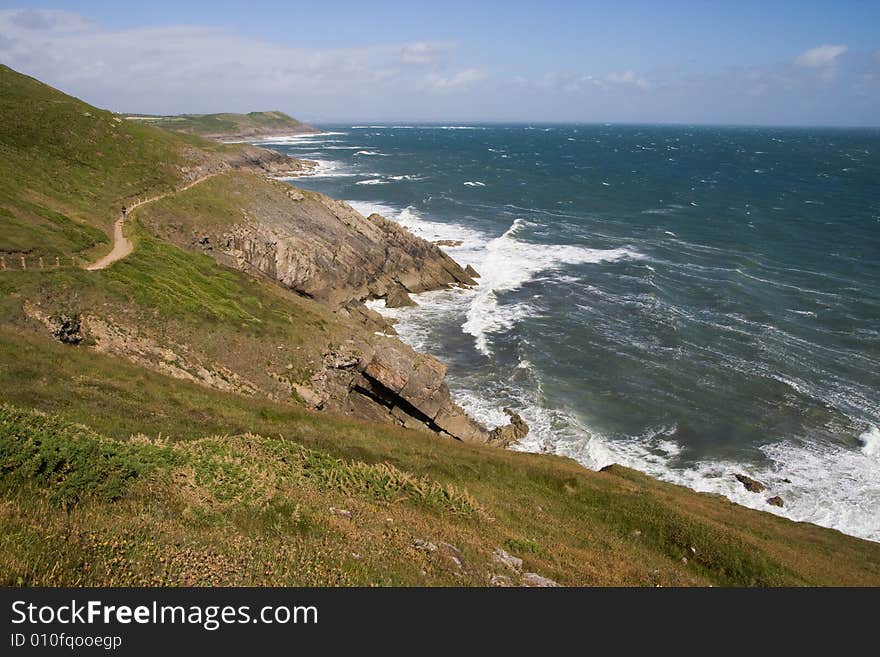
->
[2,324,880,586]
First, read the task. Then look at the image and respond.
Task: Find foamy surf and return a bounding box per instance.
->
[360,204,880,543]
[462,218,644,356]
[287,159,357,178]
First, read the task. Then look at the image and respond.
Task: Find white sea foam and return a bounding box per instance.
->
[462,218,644,356]
[387,174,425,181]
[464,181,486,187]
[356,178,389,185]
[250,131,348,145]
[354,150,388,156]
[860,425,880,458]
[286,159,357,179]
[356,201,880,543]
[389,125,485,130]
[511,410,880,542]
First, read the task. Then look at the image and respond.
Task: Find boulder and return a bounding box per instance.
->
[735,473,767,493]
[357,343,492,443]
[489,574,513,587]
[767,496,785,508]
[412,539,438,553]
[488,408,529,446]
[521,572,560,587]
[492,548,523,573]
[384,285,417,308]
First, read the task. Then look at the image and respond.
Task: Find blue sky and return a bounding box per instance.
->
[1,1,878,125]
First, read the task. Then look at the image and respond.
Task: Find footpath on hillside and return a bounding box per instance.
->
[84,172,222,271]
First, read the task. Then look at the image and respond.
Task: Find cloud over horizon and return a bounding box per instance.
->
[795,44,848,67]
[0,8,878,126]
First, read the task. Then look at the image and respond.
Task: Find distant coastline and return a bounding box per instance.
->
[124,110,321,142]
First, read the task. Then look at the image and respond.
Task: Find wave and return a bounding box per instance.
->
[356,178,389,185]
[354,150,387,156]
[508,399,880,541]
[462,218,644,356]
[286,159,357,179]
[387,174,425,181]
[861,425,880,457]
[350,201,880,543]
[464,181,486,187]
[251,131,348,145]
[389,125,486,130]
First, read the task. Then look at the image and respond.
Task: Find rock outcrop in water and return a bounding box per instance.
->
[735,474,767,493]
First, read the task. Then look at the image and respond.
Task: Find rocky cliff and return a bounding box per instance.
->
[132,170,525,445]
[192,182,478,307]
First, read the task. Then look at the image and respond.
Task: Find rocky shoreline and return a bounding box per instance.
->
[137,149,530,446]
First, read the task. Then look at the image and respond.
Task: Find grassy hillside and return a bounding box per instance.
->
[126,111,317,140]
[0,65,246,264]
[2,64,880,587]
[3,325,880,587]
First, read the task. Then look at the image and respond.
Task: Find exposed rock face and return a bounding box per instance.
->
[179,145,314,184]
[384,284,416,308]
[735,474,767,493]
[352,344,490,443]
[293,340,525,445]
[211,190,477,307]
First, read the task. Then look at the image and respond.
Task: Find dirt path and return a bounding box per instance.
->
[84,172,222,271]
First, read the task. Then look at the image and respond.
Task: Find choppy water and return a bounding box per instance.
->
[260,124,880,542]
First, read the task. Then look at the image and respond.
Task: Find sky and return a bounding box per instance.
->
[1,1,879,126]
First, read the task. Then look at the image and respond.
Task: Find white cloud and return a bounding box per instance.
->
[423,68,488,91]
[795,44,848,67]
[399,41,451,65]
[605,70,648,88]
[0,9,482,117]
[0,9,876,124]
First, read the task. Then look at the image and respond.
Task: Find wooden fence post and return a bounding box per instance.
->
[20,256,26,270]
[39,256,44,270]
[55,256,61,269]
[0,256,5,270]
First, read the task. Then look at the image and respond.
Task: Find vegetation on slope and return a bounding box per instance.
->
[0,65,267,264]
[126,111,317,140]
[2,328,880,587]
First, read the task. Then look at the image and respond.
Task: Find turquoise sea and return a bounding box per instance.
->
[260,124,880,541]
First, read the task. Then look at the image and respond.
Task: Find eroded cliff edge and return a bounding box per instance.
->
[136,169,527,446]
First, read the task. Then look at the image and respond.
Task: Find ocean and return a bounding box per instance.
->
[259,124,880,542]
